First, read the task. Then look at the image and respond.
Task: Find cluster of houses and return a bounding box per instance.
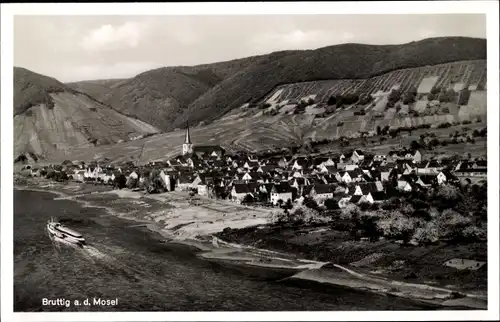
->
[24,126,487,209]
[26,147,486,209]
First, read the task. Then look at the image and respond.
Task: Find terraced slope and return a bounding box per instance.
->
[262,60,486,104]
[180,37,486,128]
[14,68,160,158]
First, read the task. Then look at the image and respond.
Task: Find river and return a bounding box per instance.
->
[14,189,432,311]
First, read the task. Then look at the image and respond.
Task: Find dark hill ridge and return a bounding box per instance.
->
[14,67,78,116]
[68,50,298,131]
[68,37,486,131]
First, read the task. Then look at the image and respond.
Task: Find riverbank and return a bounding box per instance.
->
[14,180,487,309]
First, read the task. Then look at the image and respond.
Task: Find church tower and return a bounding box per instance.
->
[182,122,193,155]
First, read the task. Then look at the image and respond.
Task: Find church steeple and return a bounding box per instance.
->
[184,122,192,144]
[182,121,193,155]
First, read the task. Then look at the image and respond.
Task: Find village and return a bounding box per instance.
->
[18,123,487,212]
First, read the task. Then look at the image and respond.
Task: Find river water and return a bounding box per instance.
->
[14,189,431,311]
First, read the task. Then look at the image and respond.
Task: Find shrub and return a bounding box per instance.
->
[324,198,339,210]
[461,225,486,242]
[377,211,417,243]
[411,221,439,245]
[437,209,472,241]
[273,205,327,226]
[114,174,127,189]
[303,197,320,211]
[339,204,360,221]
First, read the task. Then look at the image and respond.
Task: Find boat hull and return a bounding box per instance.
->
[47,222,86,247]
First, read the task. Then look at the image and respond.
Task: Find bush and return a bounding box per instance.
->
[411,221,439,245]
[272,205,328,226]
[114,174,127,189]
[324,198,339,210]
[376,211,417,243]
[437,209,472,241]
[303,197,320,211]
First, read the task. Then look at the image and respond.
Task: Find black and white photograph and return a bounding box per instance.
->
[1,1,499,321]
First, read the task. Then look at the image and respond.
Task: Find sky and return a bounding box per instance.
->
[14,14,486,83]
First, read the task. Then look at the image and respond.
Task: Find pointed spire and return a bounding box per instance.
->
[184,121,192,144]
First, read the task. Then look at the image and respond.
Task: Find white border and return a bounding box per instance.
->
[1,1,499,322]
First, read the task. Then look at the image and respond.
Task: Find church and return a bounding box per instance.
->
[182,123,225,158]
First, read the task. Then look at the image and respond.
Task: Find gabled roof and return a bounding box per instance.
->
[273,182,293,193]
[233,184,253,194]
[357,182,378,194]
[350,195,362,203]
[312,184,336,195]
[371,191,387,201]
[427,160,441,168]
[417,175,436,185]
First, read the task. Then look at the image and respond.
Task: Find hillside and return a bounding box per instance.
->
[14,68,160,158]
[70,37,485,131]
[47,56,487,165]
[67,51,297,131]
[181,37,486,128]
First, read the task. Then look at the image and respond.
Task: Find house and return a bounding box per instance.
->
[231,184,254,203]
[335,195,352,208]
[127,170,139,180]
[309,184,336,204]
[397,180,413,192]
[351,150,365,163]
[73,170,85,182]
[241,172,253,182]
[291,158,308,171]
[177,175,193,191]
[416,175,436,188]
[193,145,226,159]
[436,171,448,185]
[349,195,363,204]
[359,193,375,204]
[411,150,422,163]
[270,183,293,205]
[380,167,392,182]
[243,161,259,170]
[159,170,175,191]
[371,191,387,203]
[196,177,209,196]
[353,182,379,196]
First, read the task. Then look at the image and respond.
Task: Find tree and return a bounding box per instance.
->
[303,197,320,211]
[277,199,284,207]
[327,96,337,106]
[284,199,293,210]
[126,177,138,189]
[324,198,339,210]
[242,194,254,204]
[114,174,127,189]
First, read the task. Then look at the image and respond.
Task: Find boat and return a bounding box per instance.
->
[47,218,86,247]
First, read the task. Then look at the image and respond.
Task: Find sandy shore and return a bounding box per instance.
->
[15,182,487,309]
